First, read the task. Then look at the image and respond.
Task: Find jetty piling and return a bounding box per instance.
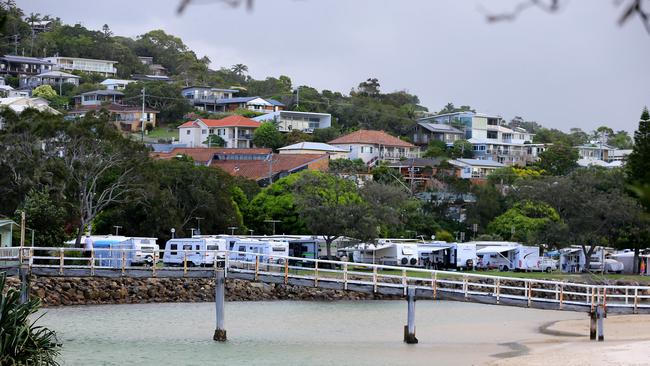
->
[213,269,227,342]
[19,267,29,304]
[597,305,605,341]
[404,287,418,344]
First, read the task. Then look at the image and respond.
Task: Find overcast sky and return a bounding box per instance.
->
[20,0,650,133]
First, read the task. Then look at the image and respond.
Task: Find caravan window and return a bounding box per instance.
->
[238,245,245,252]
[183,244,192,251]
[140,246,155,253]
[207,245,218,251]
[272,247,285,252]
[402,247,415,255]
[170,244,177,256]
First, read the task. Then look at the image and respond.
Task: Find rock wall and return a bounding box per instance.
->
[5,276,398,307]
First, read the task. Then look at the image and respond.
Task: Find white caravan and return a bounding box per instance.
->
[476,245,540,271]
[119,237,159,265]
[417,242,456,270]
[229,239,289,264]
[163,238,227,266]
[610,250,650,274]
[559,247,624,273]
[353,239,419,266]
[455,243,478,270]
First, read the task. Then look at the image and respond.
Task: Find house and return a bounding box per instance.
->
[387,157,444,192]
[67,103,158,132]
[278,142,349,159]
[44,56,117,76]
[210,152,330,186]
[412,122,464,146]
[0,97,60,116]
[101,79,135,91]
[0,55,54,77]
[151,147,328,185]
[0,219,18,247]
[575,142,615,162]
[73,90,124,106]
[252,110,332,133]
[328,129,419,165]
[418,111,539,165]
[177,115,261,148]
[608,149,632,163]
[138,56,167,76]
[448,158,505,180]
[181,86,239,112]
[23,70,80,89]
[131,74,173,83]
[215,96,281,113]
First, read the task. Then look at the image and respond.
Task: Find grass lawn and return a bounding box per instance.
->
[145,126,178,140]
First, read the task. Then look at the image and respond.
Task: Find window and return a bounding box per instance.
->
[170,244,177,256]
[238,245,245,252]
[487,131,498,139]
[183,244,192,251]
[186,130,191,135]
[209,129,214,134]
[207,245,218,251]
[202,129,207,135]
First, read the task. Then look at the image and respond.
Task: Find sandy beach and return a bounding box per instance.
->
[492,315,650,366]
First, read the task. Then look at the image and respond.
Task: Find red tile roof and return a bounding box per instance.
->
[211,154,328,181]
[328,129,414,148]
[178,115,261,129]
[151,147,272,163]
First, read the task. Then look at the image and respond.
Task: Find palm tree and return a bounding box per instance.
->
[230,63,248,76]
[25,12,41,27]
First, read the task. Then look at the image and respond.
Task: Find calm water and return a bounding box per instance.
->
[38,301,584,366]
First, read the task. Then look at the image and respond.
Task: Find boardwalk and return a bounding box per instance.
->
[3,246,649,315]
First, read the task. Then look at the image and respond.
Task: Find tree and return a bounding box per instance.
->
[16,190,66,247]
[357,78,380,96]
[627,107,650,184]
[487,201,561,243]
[230,63,248,77]
[329,158,366,174]
[204,134,226,147]
[32,84,57,100]
[252,122,285,150]
[465,184,507,234]
[449,140,474,158]
[537,143,578,176]
[123,81,191,123]
[293,171,374,258]
[59,113,149,245]
[360,181,410,236]
[246,173,308,235]
[423,140,447,158]
[0,274,60,365]
[608,130,633,149]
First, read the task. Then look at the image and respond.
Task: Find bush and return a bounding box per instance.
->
[0,273,60,365]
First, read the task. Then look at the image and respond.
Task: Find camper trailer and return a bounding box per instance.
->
[417,242,456,270]
[476,245,540,271]
[559,247,624,273]
[229,239,289,264]
[353,239,419,266]
[119,237,159,265]
[163,238,227,266]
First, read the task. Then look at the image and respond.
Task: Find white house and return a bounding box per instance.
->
[178,115,261,148]
[73,90,124,106]
[45,56,117,76]
[253,110,332,133]
[328,129,418,166]
[278,142,348,159]
[101,79,135,90]
[448,158,505,179]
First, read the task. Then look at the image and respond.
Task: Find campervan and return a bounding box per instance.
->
[229,239,289,264]
[353,239,419,266]
[163,238,227,266]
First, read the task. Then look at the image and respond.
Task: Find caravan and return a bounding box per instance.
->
[120,237,159,265]
[417,242,456,270]
[229,239,289,264]
[476,244,540,271]
[163,238,227,266]
[559,247,624,273]
[353,239,419,266]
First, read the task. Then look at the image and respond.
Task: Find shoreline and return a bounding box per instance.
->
[491,314,650,366]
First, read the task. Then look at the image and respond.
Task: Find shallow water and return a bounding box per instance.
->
[38,300,584,366]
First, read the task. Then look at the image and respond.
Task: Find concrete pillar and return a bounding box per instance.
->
[403,287,418,344]
[213,269,227,342]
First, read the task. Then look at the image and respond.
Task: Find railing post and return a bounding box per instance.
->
[183,250,188,276]
[284,260,289,285]
[603,287,607,312]
[343,263,348,290]
[554,283,559,301]
[28,248,33,272]
[152,251,157,277]
[463,275,468,299]
[634,288,639,314]
[59,248,64,275]
[373,266,378,293]
[559,283,564,310]
[402,268,407,296]
[90,248,95,276]
[495,278,500,304]
[314,260,319,287]
[527,281,532,307]
[255,255,259,281]
[121,250,126,275]
[625,288,629,305]
[596,304,605,342]
[432,272,437,299]
[590,287,596,312]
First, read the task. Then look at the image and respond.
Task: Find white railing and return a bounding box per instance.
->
[3,247,650,313]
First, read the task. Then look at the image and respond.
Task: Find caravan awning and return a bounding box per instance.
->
[476,246,517,255]
[427,246,451,252]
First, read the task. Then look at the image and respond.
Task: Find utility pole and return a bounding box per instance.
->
[295,86,300,108]
[141,87,146,142]
[113,225,122,236]
[20,211,25,247]
[195,217,204,236]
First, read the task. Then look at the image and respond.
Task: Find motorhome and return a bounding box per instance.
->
[229,239,289,264]
[475,244,540,271]
[353,239,419,266]
[163,238,227,266]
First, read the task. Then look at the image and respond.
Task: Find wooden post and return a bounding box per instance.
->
[463,275,468,299]
[373,266,378,293]
[20,211,25,247]
[527,281,532,307]
[432,272,437,299]
[403,287,418,344]
[213,269,227,342]
[254,255,260,281]
[19,267,29,304]
[495,278,500,304]
[121,250,126,275]
[183,250,188,276]
[59,248,64,275]
[314,260,319,287]
[343,263,348,290]
[90,249,95,276]
[284,260,289,285]
[152,251,157,277]
[402,268,407,296]
[559,283,564,310]
[596,305,605,342]
[590,310,597,340]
